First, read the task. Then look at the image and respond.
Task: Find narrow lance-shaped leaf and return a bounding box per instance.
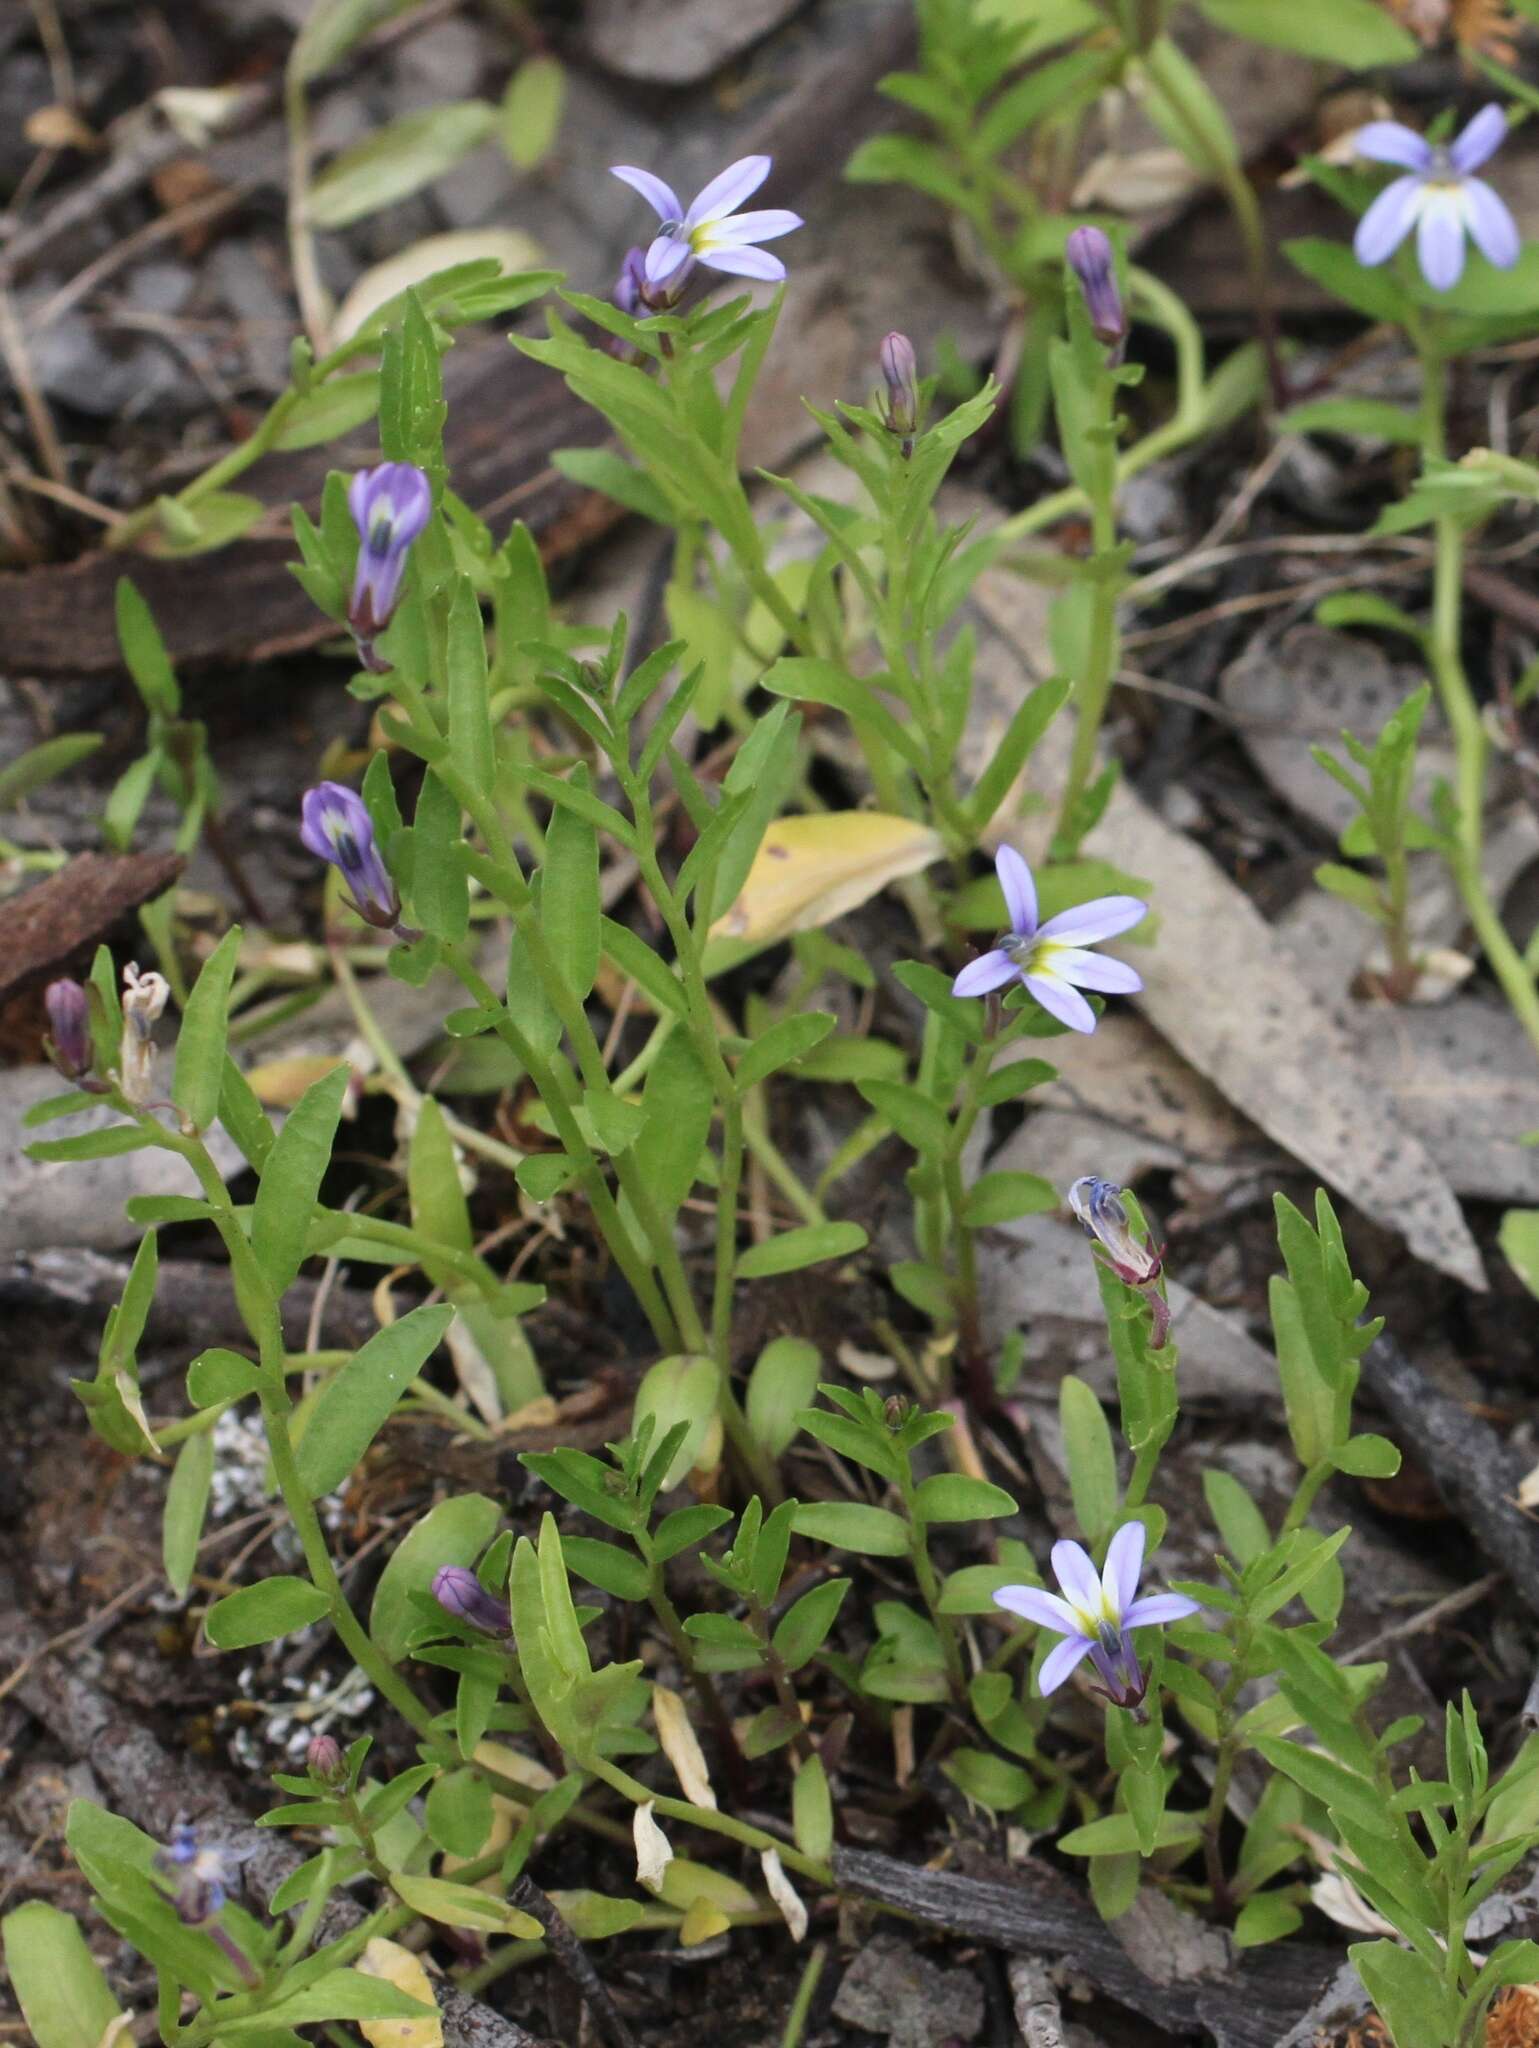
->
[172,925,243,1136]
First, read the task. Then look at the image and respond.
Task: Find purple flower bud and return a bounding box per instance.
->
[614,247,648,317]
[44,978,92,1080]
[433,1564,511,1634]
[306,1734,345,1785]
[300,782,400,930]
[879,332,920,441]
[1065,227,1126,356]
[346,462,432,665]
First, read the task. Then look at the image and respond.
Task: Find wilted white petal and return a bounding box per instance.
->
[759,1847,808,1942]
[634,1800,674,1893]
[652,1683,717,1810]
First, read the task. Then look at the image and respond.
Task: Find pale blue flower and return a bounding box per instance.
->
[951,845,1146,1034]
[301,781,399,930]
[347,462,431,652]
[994,1524,1198,1705]
[1354,104,1519,293]
[611,155,803,290]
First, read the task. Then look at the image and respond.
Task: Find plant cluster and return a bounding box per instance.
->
[6,1,1539,2043]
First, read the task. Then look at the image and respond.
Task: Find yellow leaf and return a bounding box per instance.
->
[652,1683,717,1810]
[246,1053,350,1108]
[678,1899,732,1946]
[356,1938,444,2048]
[710,813,944,945]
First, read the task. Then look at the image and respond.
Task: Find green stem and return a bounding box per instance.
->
[781,1943,829,2048]
[1056,454,1121,847]
[586,1756,832,1887]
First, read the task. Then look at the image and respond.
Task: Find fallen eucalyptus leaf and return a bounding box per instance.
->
[710,812,944,944]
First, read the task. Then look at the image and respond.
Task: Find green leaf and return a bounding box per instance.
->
[561,1536,651,1602]
[1252,1734,1394,1837]
[736,1012,836,1092]
[296,1303,455,1499]
[966,676,1071,831]
[1194,0,1415,63]
[501,54,565,168]
[943,1748,1033,1813]
[653,1503,733,1562]
[1280,397,1422,446]
[791,1501,911,1557]
[163,1430,215,1599]
[248,1968,439,2031]
[912,1473,1017,1523]
[27,1124,157,1165]
[1202,1468,1270,1566]
[251,1064,350,1295]
[746,1335,821,1458]
[542,764,601,1003]
[792,1754,833,1861]
[552,446,672,524]
[773,1578,851,1672]
[308,103,497,227]
[1285,238,1412,323]
[114,578,179,714]
[1057,1809,1203,1856]
[1,1902,124,2048]
[736,1221,868,1278]
[425,1768,494,1858]
[961,1170,1057,1226]
[186,1347,264,1407]
[172,926,242,1136]
[1250,1522,1351,1622]
[1233,1891,1304,1948]
[1060,1376,1118,1547]
[0,733,103,810]
[446,574,495,800]
[409,1095,473,1254]
[1332,1432,1401,1478]
[273,372,381,449]
[205,1575,331,1649]
[859,1078,951,1156]
[1499,1207,1539,1300]
[371,1492,501,1662]
[1348,1940,1454,2048]
[631,1028,712,1225]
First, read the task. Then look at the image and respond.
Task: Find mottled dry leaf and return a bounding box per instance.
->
[711,813,944,944]
[356,1937,443,2048]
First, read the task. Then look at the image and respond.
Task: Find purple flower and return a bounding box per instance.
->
[1066,226,1126,356]
[994,1524,1199,1707]
[614,246,648,316]
[1068,1176,1161,1286]
[347,462,432,659]
[154,1824,255,1924]
[879,332,920,440]
[433,1564,511,1634]
[951,846,1146,1033]
[44,978,91,1080]
[1353,104,1520,293]
[300,782,400,929]
[611,156,803,292]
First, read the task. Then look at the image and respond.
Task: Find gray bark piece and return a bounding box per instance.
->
[584,0,809,85]
[831,1931,986,2048]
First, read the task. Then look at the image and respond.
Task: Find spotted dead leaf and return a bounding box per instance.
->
[710,813,944,945]
[356,1937,443,2048]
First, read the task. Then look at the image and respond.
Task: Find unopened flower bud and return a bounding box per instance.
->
[306,1734,345,1785]
[44,978,92,1080]
[346,462,432,670]
[300,782,401,932]
[614,246,648,317]
[120,962,170,1107]
[884,1394,911,1430]
[879,331,920,447]
[433,1564,511,1634]
[1065,227,1126,358]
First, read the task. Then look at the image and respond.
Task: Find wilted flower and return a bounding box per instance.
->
[432,1564,511,1634]
[951,845,1146,1034]
[994,1524,1199,1708]
[347,462,432,668]
[1065,225,1127,358]
[154,1823,255,1925]
[44,978,92,1081]
[1068,1176,1161,1285]
[300,782,401,931]
[1353,103,1519,292]
[879,332,920,448]
[611,155,803,294]
[119,962,169,1107]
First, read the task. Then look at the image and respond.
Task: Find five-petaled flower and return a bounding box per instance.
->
[611,155,803,297]
[951,845,1146,1034]
[994,1525,1199,1707]
[347,462,432,666]
[1354,103,1520,292]
[300,782,401,931]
